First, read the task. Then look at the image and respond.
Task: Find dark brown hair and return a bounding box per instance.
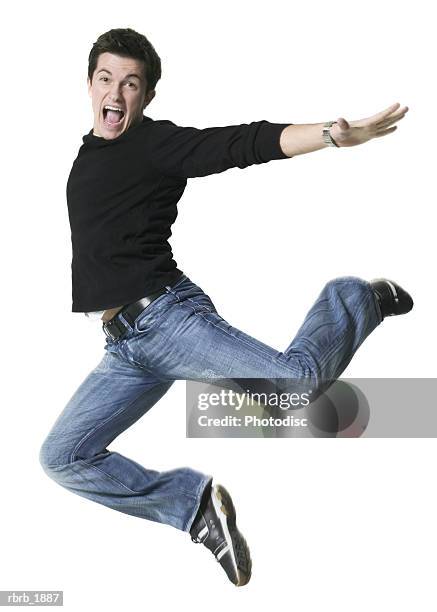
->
[88,28,162,93]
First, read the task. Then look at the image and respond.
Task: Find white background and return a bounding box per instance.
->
[1,0,436,609]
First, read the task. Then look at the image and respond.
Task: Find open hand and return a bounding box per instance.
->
[330,103,409,147]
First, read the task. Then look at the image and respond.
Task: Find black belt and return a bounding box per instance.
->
[102,273,186,341]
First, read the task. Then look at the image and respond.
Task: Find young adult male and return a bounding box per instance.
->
[39,28,413,587]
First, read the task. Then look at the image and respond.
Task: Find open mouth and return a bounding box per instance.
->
[102,105,125,127]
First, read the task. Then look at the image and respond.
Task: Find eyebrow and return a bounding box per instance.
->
[96,68,142,81]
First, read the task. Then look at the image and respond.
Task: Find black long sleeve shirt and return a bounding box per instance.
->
[66,115,291,312]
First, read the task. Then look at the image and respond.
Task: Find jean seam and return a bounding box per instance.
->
[75,458,202,498]
[165,286,182,302]
[114,329,173,379]
[76,458,140,493]
[185,298,213,314]
[69,383,170,463]
[105,343,159,378]
[188,307,284,368]
[318,288,378,373]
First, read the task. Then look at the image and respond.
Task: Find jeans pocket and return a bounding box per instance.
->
[165,276,216,314]
[182,292,216,315]
[133,292,173,334]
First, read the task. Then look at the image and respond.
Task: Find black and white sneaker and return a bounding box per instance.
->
[189,482,252,586]
[370,278,414,320]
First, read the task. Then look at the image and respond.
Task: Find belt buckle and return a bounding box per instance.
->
[102,317,125,341]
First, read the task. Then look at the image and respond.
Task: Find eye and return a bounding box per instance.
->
[127,82,137,88]
[99,77,109,82]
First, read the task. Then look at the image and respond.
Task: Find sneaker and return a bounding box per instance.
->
[370,278,414,320]
[189,482,252,586]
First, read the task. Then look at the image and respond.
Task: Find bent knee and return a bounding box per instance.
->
[39,437,71,474]
[325,276,366,290]
[324,276,371,298]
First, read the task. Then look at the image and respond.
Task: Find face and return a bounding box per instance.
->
[87,52,155,139]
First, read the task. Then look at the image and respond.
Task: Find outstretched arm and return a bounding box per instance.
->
[279,102,409,157]
[145,119,290,178]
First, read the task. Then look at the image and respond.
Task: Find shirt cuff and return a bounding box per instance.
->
[257,121,292,161]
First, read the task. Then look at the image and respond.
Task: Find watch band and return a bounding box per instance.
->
[323,121,339,147]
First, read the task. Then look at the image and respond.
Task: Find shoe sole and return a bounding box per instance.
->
[213,484,252,586]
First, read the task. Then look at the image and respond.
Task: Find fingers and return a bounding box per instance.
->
[369,102,401,122]
[376,108,409,129]
[373,125,398,138]
[356,103,409,128]
[360,102,408,126]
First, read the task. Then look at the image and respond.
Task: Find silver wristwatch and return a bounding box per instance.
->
[322,121,339,147]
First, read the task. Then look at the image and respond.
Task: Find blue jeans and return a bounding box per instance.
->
[39,274,382,532]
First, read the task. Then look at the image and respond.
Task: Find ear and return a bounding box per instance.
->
[87,76,92,97]
[143,89,156,109]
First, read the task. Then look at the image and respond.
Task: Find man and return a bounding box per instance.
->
[39,28,413,587]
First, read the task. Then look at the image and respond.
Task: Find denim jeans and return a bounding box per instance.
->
[39,274,382,532]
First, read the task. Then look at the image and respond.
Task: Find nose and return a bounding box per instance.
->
[109,82,123,102]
